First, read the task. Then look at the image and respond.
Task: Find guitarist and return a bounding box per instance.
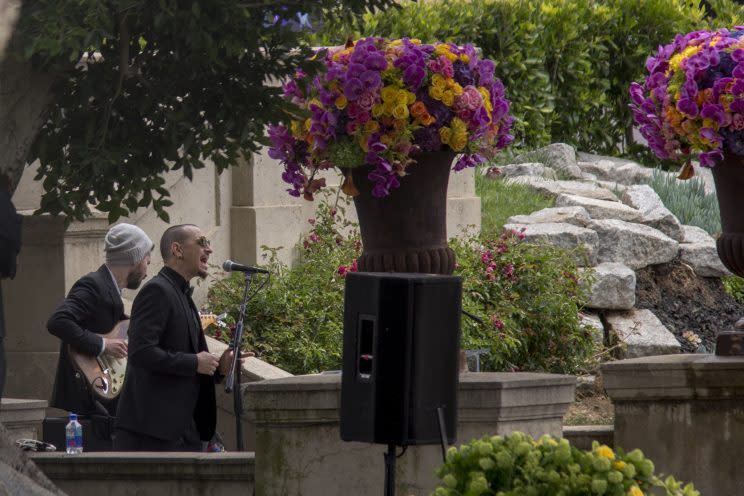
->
[47,223,154,416]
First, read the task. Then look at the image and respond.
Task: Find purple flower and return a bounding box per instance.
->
[343,78,365,101]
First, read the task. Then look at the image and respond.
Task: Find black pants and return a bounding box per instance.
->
[113,422,202,452]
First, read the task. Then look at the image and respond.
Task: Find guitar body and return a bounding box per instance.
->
[68,314,220,402]
[68,320,129,402]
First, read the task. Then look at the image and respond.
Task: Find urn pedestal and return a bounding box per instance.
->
[350,152,456,275]
[712,155,744,355]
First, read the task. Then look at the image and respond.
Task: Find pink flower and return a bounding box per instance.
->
[455,85,483,112]
[308,218,316,225]
[480,250,493,264]
[490,315,504,330]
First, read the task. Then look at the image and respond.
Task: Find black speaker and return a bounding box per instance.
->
[340,272,462,446]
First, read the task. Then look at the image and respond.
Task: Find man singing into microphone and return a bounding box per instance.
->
[114,224,247,451]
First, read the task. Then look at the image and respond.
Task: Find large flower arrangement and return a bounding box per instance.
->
[630,27,744,171]
[268,37,513,199]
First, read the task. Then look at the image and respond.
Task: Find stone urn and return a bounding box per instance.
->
[711,154,744,354]
[350,151,457,275]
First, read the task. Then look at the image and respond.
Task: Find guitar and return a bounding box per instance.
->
[68,319,129,402]
[69,313,222,402]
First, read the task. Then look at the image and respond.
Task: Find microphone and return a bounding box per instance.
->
[222,260,270,274]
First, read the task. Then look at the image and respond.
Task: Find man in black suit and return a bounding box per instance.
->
[47,223,154,416]
[114,224,244,451]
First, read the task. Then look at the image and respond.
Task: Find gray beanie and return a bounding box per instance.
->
[104,223,154,266]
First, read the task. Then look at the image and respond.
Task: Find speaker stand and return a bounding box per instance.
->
[384,443,396,496]
[436,406,449,463]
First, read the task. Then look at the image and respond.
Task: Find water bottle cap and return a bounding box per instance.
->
[69,413,77,421]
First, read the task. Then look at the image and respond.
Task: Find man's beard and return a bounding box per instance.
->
[126,271,145,290]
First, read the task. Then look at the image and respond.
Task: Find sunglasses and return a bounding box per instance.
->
[195,236,211,248]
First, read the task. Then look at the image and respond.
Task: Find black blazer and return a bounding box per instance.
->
[115,267,216,442]
[47,264,125,415]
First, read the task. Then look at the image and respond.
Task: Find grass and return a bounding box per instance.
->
[475,169,554,239]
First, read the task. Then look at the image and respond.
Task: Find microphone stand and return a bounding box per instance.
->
[225,271,253,451]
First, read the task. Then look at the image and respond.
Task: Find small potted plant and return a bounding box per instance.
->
[269,37,513,274]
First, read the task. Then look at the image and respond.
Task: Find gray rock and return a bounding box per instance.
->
[582,262,636,310]
[512,143,583,179]
[507,206,591,227]
[499,163,558,180]
[682,224,714,244]
[502,222,598,266]
[556,194,643,222]
[679,242,731,277]
[589,219,679,270]
[605,309,681,358]
[621,185,684,242]
[506,177,619,202]
[580,311,605,347]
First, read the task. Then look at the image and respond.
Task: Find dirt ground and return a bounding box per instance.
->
[634,258,744,353]
[565,258,744,425]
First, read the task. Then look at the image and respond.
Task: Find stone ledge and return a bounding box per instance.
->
[29,451,255,479]
[602,354,744,400]
[562,425,614,450]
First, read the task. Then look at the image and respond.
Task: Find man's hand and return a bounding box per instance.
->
[196,351,220,375]
[217,349,254,377]
[102,338,128,359]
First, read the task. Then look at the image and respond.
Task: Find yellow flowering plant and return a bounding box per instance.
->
[433,432,699,496]
[268,37,513,200]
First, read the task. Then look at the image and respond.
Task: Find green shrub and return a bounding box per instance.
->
[207,197,595,375]
[434,432,699,496]
[723,275,744,305]
[645,168,721,235]
[452,230,595,374]
[206,198,361,374]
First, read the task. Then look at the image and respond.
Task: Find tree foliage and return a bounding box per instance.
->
[11,0,399,222]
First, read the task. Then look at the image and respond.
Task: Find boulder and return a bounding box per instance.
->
[605,309,681,358]
[582,262,636,310]
[512,143,583,179]
[621,185,684,242]
[579,311,605,347]
[505,177,618,202]
[679,242,731,277]
[498,163,558,180]
[555,194,643,222]
[507,206,591,227]
[502,222,598,266]
[589,219,679,270]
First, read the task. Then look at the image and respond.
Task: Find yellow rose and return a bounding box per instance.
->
[450,135,467,151]
[396,90,410,105]
[439,127,451,144]
[335,95,348,110]
[613,461,626,471]
[460,54,470,63]
[364,121,380,133]
[442,92,455,107]
[430,86,444,100]
[392,104,409,120]
[372,104,385,118]
[406,91,416,105]
[432,74,446,88]
[381,86,399,103]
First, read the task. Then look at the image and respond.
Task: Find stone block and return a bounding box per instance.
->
[245,373,575,496]
[582,262,636,310]
[589,219,679,270]
[503,222,598,266]
[507,206,591,227]
[602,354,744,496]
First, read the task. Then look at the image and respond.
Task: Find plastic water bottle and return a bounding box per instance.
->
[65,413,83,454]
